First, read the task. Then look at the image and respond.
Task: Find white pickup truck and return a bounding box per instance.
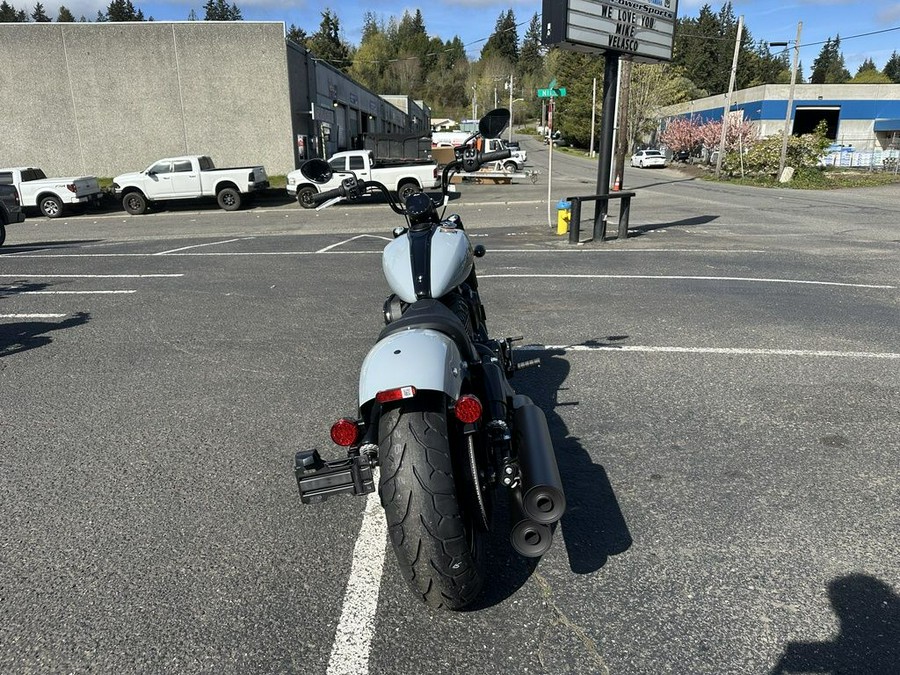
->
[112,155,269,214]
[287,150,440,209]
[0,167,102,218]
[431,133,527,172]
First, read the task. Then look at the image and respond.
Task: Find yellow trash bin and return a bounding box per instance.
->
[556,200,571,235]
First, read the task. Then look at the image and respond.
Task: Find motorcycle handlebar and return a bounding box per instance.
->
[312,186,346,204]
[480,149,512,164]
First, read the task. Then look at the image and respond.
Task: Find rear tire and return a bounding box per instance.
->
[217,187,242,211]
[0,223,6,247]
[297,186,317,209]
[378,399,483,610]
[40,195,63,218]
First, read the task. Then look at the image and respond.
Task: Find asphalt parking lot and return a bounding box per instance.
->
[1,160,898,674]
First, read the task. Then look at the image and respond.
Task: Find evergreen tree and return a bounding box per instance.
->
[546,48,606,147]
[105,0,145,21]
[810,36,850,84]
[286,23,307,45]
[850,57,891,83]
[349,13,393,92]
[422,37,469,113]
[31,2,51,21]
[480,9,519,64]
[519,13,543,77]
[203,0,241,21]
[885,51,900,83]
[673,4,724,95]
[0,1,27,21]
[56,4,75,21]
[306,9,352,70]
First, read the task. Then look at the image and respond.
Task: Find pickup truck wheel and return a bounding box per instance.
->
[40,195,63,218]
[217,187,242,211]
[503,161,517,173]
[0,223,6,247]
[122,191,147,215]
[397,182,419,202]
[297,186,317,209]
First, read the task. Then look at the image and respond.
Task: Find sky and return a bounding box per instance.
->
[23,0,900,76]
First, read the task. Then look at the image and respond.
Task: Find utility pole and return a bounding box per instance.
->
[716,15,744,179]
[774,21,803,180]
[614,59,633,190]
[508,73,514,142]
[589,77,597,158]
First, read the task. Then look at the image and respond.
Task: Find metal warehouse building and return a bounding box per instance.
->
[658,83,900,152]
[0,21,430,177]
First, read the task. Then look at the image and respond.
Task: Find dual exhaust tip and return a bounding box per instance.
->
[508,397,566,558]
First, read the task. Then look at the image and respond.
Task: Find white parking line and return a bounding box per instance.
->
[9,290,137,295]
[6,248,766,258]
[0,313,67,319]
[0,274,183,278]
[482,274,895,290]
[327,468,386,675]
[523,344,900,359]
[154,238,248,255]
[316,235,392,254]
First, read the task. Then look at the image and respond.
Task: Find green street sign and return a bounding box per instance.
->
[537,87,567,98]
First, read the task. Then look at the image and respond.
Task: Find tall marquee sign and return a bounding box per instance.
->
[542,0,678,62]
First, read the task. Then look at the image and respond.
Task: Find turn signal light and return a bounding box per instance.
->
[376,386,417,404]
[454,394,483,424]
[330,418,360,447]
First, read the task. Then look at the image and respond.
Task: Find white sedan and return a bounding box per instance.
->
[630,149,667,168]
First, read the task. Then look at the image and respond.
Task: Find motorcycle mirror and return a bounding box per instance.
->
[300,158,333,184]
[479,108,511,139]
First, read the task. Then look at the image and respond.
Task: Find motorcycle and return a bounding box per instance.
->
[294,109,565,610]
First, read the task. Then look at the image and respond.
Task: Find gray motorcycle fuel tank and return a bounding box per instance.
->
[382,226,474,303]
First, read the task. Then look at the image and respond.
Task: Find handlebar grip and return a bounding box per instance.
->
[480,149,512,164]
[313,187,345,204]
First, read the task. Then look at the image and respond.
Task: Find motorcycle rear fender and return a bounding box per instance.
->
[359,329,466,407]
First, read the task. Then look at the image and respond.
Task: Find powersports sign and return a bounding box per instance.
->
[542,0,678,63]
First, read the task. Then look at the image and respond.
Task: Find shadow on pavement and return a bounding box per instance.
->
[470,343,632,609]
[770,574,900,675]
[0,240,103,254]
[0,310,91,358]
[627,214,719,238]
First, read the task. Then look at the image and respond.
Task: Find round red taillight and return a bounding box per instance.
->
[330,418,360,447]
[454,395,483,424]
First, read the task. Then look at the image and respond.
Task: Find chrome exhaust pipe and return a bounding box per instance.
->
[509,490,553,558]
[513,395,566,525]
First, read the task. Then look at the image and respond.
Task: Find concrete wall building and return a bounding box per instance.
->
[657,84,900,152]
[0,21,428,177]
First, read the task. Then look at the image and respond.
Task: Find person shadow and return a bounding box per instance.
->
[0,311,91,357]
[770,574,900,674]
[470,343,632,608]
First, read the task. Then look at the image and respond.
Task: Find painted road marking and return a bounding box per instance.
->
[316,234,392,254]
[0,274,183,278]
[5,290,137,295]
[0,313,67,319]
[521,344,900,360]
[327,468,386,675]
[7,248,766,258]
[481,274,895,290]
[154,238,249,255]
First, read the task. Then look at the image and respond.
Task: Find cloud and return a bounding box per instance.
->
[878,4,900,23]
